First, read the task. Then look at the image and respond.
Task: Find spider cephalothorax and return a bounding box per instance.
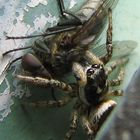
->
[86,64,107,89]
[83,64,108,106]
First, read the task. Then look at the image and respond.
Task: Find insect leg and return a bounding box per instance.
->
[23,95,72,108]
[57,0,65,17]
[6,25,78,40]
[3,46,31,56]
[57,0,82,26]
[21,53,62,100]
[21,53,52,79]
[3,56,22,73]
[100,8,113,64]
[64,109,79,140]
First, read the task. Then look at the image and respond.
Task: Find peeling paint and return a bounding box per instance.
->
[69,0,77,9]
[27,0,48,8]
[0,79,14,122]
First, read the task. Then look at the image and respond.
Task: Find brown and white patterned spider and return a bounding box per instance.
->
[15,9,128,140]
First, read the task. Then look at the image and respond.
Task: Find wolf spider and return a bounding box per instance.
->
[15,9,127,140]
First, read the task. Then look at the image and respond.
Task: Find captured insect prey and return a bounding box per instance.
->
[2,0,134,140]
[3,0,119,80]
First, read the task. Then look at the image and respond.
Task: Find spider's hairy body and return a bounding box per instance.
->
[81,64,108,106]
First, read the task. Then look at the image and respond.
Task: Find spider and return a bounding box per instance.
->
[15,8,128,139]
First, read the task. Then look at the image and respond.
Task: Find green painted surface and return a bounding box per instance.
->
[0,0,140,140]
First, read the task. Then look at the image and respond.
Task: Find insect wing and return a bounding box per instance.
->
[73,0,119,46]
[92,40,137,59]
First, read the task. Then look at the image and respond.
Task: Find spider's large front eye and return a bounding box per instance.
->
[92,64,100,68]
[87,68,95,76]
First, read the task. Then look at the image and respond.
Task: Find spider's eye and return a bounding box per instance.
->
[100,65,104,70]
[92,64,100,68]
[87,68,95,76]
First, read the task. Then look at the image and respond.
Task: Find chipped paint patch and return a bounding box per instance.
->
[27,0,48,8]
[32,13,58,31]
[0,79,14,122]
[69,0,77,9]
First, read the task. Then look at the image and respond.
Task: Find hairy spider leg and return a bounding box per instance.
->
[81,115,95,140]
[106,58,128,86]
[108,68,124,86]
[81,8,113,66]
[16,75,74,94]
[105,58,128,75]
[107,89,123,97]
[22,95,72,108]
[82,100,117,138]
[64,107,79,140]
[16,74,76,107]
[100,8,113,64]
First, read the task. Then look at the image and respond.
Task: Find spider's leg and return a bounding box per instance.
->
[100,8,113,64]
[72,62,87,87]
[107,89,123,97]
[81,115,95,140]
[108,68,124,86]
[85,50,103,65]
[64,108,79,140]
[16,75,74,95]
[21,53,59,100]
[105,58,128,75]
[87,100,116,137]
[23,95,72,108]
[106,58,128,87]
